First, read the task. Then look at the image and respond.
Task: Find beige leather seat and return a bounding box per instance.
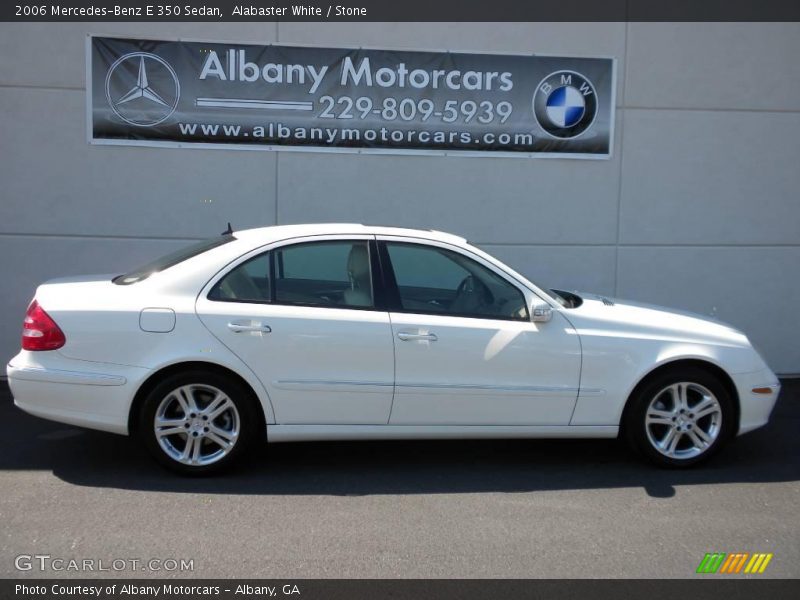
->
[343,245,372,307]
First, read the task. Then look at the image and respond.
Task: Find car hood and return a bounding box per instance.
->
[557,291,752,349]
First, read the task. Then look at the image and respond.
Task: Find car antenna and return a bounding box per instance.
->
[221,222,233,235]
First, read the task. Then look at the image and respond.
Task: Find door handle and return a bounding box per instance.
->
[397,331,438,342]
[227,322,272,334]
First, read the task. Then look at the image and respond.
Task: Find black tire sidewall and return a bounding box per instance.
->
[625,367,735,468]
[138,370,260,475]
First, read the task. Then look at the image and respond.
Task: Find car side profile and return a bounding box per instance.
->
[6,224,780,474]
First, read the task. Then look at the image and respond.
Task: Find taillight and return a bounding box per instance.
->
[21,300,66,351]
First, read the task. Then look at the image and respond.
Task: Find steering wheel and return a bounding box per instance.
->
[453,275,494,312]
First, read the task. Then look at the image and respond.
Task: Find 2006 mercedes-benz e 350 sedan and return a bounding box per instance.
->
[7,224,780,474]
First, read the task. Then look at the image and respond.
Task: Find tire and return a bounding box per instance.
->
[624,367,735,468]
[138,370,260,475]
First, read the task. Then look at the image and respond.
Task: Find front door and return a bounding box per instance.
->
[379,238,581,425]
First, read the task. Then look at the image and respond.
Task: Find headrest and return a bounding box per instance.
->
[347,244,370,280]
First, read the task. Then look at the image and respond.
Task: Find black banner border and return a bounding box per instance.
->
[87,34,618,160]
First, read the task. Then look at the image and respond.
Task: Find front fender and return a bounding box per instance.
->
[569,335,764,426]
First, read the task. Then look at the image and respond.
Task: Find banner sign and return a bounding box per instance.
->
[88,36,615,158]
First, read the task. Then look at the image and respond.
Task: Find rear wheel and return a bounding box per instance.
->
[139,371,260,475]
[624,367,735,468]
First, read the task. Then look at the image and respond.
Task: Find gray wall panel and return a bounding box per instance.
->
[619,109,800,245]
[276,131,622,245]
[617,246,800,374]
[480,245,617,297]
[0,87,276,238]
[626,23,800,111]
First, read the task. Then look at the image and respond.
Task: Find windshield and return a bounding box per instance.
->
[113,235,235,285]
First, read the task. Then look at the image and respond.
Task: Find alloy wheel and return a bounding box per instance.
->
[154,384,240,466]
[644,382,723,460]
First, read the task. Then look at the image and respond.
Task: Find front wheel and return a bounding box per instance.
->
[138,371,260,475]
[624,368,735,468]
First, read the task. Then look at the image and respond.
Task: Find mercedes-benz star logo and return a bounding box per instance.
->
[105,52,180,127]
[532,70,598,140]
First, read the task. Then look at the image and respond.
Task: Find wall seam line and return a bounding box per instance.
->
[614,20,630,297]
[275,19,280,225]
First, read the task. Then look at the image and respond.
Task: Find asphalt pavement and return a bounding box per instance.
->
[0,379,797,579]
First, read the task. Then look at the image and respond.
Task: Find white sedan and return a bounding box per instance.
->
[7,224,780,474]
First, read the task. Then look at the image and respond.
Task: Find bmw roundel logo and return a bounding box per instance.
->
[532,70,598,139]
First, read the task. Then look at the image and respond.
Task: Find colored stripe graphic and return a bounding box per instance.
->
[697,553,726,574]
[733,553,750,573]
[744,553,773,574]
[720,553,749,573]
[698,552,773,574]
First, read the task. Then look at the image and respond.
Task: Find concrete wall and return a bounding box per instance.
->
[1,22,798,373]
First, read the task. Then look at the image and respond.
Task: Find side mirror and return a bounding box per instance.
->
[531,303,553,323]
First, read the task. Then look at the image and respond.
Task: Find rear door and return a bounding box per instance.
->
[196,235,395,425]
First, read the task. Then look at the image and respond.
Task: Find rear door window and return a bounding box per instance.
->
[274,241,374,309]
[208,240,376,310]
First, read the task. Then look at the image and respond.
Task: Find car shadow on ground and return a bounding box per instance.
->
[1,380,797,499]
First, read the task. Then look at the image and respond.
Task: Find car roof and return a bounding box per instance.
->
[232,223,468,246]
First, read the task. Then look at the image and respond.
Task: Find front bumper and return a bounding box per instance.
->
[732,368,781,435]
[7,351,149,435]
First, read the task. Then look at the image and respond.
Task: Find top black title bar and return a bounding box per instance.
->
[3,0,800,22]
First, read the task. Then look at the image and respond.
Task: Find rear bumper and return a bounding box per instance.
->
[6,352,148,435]
[732,368,781,435]
[9,364,127,386]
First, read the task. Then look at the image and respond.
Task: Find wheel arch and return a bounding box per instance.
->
[128,361,268,440]
[619,358,740,437]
